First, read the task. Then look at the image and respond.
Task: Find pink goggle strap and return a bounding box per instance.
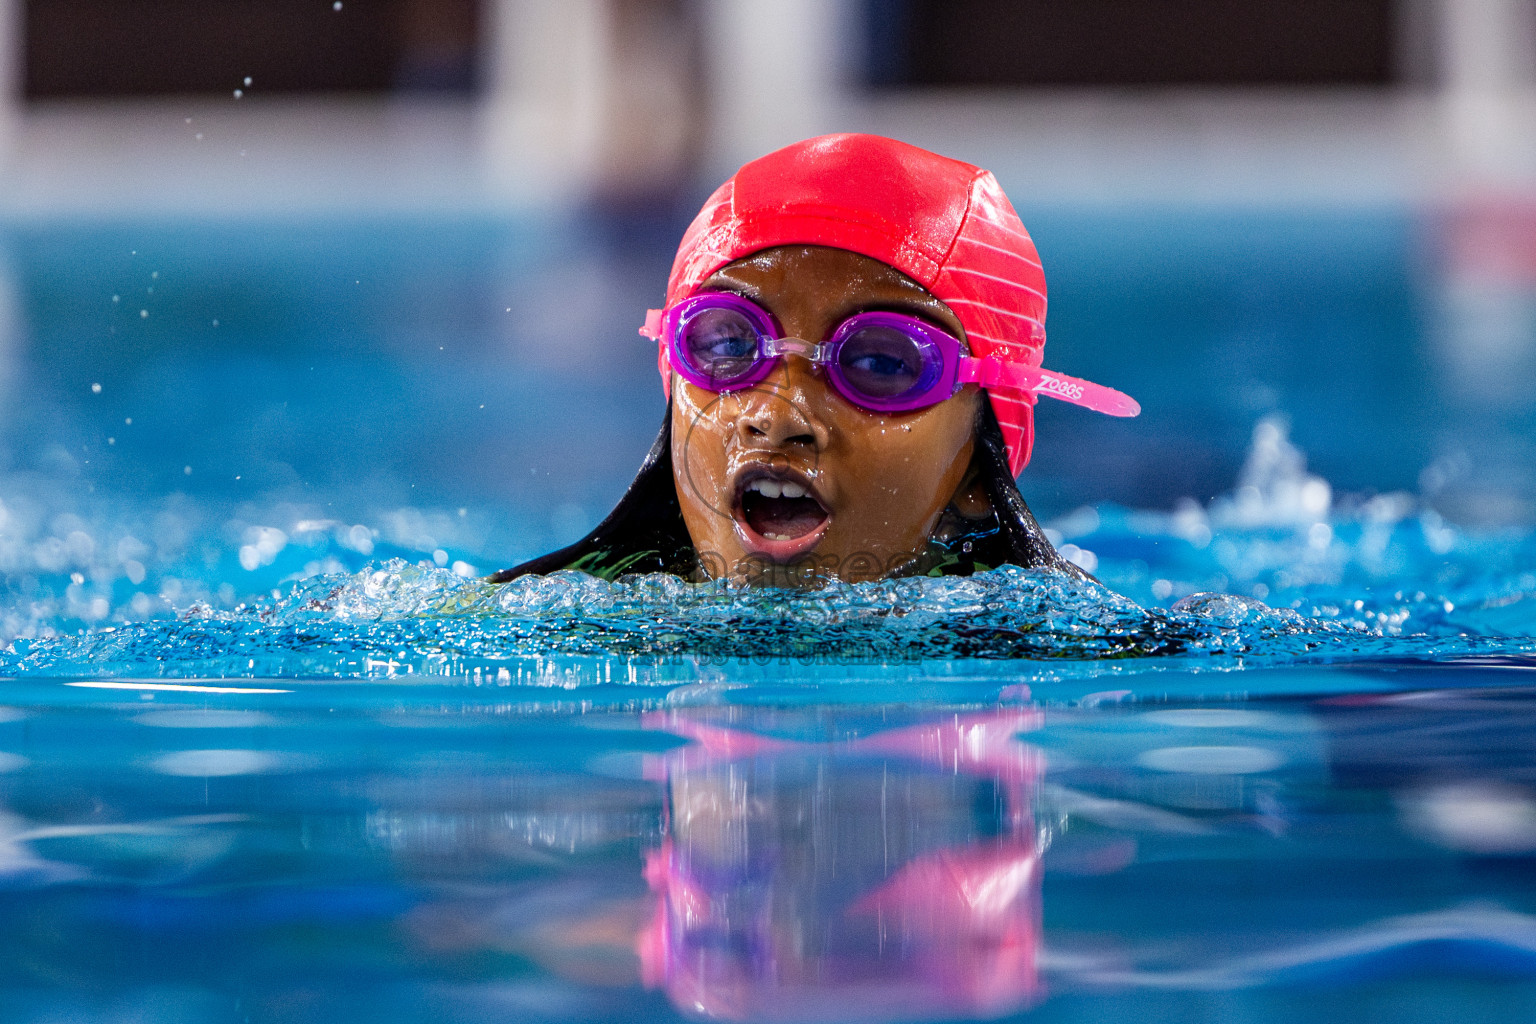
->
[961,358,1140,418]
[640,309,664,340]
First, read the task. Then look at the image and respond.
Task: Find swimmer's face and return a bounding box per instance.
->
[670,245,981,586]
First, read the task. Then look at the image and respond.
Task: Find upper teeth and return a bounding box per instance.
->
[748,479,808,500]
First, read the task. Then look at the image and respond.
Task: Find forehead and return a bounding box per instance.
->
[700,245,964,338]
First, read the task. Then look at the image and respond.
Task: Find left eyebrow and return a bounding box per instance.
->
[698,282,763,303]
[851,298,964,341]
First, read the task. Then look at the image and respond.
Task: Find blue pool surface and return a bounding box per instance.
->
[0,206,1533,1022]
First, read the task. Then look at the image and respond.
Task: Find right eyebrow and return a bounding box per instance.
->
[696,272,771,309]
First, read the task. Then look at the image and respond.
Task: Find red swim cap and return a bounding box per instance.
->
[661,133,1052,476]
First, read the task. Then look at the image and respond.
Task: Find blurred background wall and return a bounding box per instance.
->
[0,0,1532,209]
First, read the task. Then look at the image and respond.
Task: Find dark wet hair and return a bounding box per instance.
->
[489,399,1081,583]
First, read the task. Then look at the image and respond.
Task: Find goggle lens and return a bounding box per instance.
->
[678,305,765,386]
[834,321,935,401]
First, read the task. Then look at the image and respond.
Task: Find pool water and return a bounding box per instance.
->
[0,208,1534,1022]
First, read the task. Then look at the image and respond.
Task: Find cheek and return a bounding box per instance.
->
[844,403,975,498]
[671,379,712,430]
[674,380,729,438]
[672,382,716,452]
[670,386,733,512]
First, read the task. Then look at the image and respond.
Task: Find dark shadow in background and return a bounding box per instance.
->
[28,0,1400,98]
[865,0,1398,88]
[24,0,481,97]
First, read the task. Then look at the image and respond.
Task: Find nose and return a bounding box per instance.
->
[731,354,831,451]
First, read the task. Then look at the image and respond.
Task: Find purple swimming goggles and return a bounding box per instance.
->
[641,292,1139,417]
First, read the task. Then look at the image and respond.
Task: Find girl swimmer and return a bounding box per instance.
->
[493,133,1137,587]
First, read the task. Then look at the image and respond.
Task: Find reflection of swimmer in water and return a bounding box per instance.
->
[494,133,1138,586]
[637,708,1045,1023]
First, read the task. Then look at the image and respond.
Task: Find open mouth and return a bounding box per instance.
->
[733,469,830,555]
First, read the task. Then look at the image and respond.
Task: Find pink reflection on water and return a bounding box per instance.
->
[638,708,1044,1022]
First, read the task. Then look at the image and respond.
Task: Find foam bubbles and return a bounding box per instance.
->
[238,526,287,572]
[10,557,1520,682]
